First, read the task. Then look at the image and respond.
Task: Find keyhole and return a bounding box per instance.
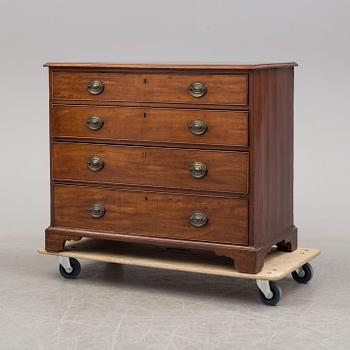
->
[143,112,147,118]
[144,152,147,157]
[144,78,147,84]
[144,196,148,201]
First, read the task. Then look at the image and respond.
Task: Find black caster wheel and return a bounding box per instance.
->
[257,281,282,306]
[292,263,313,284]
[59,258,81,279]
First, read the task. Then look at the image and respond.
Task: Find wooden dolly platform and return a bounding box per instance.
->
[38,239,320,306]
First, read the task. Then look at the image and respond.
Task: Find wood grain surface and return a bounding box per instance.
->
[53,184,249,244]
[250,68,296,246]
[52,142,249,193]
[52,71,248,106]
[52,105,249,147]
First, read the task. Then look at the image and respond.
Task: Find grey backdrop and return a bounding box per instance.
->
[1,1,349,349]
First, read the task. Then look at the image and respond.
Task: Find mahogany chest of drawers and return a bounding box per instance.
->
[44,62,298,273]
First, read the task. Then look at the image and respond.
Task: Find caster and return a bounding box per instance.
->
[256,280,282,306]
[292,263,313,284]
[59,257,81,279]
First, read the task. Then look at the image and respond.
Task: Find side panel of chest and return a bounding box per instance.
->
[249,68,295,246]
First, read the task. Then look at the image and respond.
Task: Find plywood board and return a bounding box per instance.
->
[38,239,320,281]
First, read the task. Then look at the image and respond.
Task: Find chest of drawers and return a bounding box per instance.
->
[44,62,298,274]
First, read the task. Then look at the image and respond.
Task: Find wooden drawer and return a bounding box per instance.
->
[52,142,249,193]
[52,71,248,106]
[54,184,248,244]
[52,105,249,147]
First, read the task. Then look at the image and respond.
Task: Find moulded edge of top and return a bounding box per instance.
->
[43,62,298,70]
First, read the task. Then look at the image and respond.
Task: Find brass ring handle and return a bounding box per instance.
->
[86,116,104,130]
[87,156,104,172]
[188,120,207,135]
[89,203,105,218]
[189,161,208,179]
[188,81,207,98]
[87,80,104,95]
[189,211,208,228]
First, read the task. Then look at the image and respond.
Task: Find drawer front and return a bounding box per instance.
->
[52,71,248,106]
[52,105,249,147]
[52,143,249,193]
[54,185,248,244]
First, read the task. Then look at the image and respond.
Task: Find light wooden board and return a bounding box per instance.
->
[38,239,320,281]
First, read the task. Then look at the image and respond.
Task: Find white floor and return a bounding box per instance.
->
[1,236,349,350]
